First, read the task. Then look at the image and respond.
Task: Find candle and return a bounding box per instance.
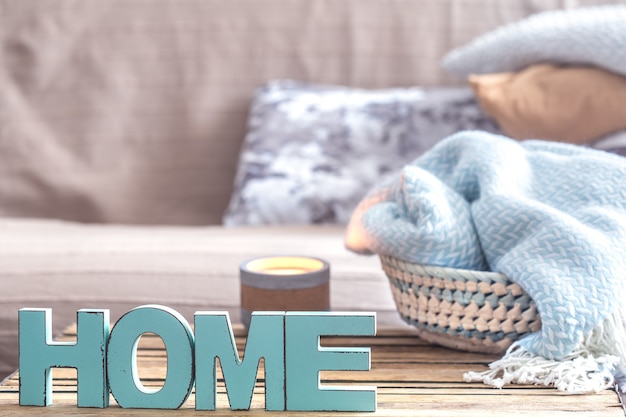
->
[239,256,330,328]
[244,256,326,275]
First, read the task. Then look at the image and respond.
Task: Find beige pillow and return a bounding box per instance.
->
[469,64,626,144]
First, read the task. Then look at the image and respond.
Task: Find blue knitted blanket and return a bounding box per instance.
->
[345,131,626,392]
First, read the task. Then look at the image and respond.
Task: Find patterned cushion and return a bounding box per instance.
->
[223,81,499,225]
[442,5,626,78]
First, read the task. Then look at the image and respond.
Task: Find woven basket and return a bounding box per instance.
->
[380,255,542,354]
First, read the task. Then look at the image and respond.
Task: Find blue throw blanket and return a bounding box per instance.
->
[345,131,626,392]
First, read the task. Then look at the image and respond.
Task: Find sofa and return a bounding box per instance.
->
[1,0,623,380]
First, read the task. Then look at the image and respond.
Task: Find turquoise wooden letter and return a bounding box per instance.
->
[194,311,285,411]
[19,308,110,408]
[285,312,377,411]
[107,305,194,409]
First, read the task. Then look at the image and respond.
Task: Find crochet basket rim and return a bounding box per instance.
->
[379,255,542,354]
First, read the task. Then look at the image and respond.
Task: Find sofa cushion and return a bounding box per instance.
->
[0,0,584,225]
[592,130,626,157]
[442,4,626,78]
[223,81,499,225]
[0,219,397,379]
[469,64,626,144]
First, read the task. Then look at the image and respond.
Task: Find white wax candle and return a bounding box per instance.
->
[244,256,325,275]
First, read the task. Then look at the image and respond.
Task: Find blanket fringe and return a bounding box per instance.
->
[464,306,626,394]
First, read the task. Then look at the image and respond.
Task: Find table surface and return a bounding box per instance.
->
[1,323,624,416]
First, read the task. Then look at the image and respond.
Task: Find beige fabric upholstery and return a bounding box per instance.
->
[0,219,398,379]
[0,0,609,225]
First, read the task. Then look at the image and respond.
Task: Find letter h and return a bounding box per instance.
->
[18,308,110,407]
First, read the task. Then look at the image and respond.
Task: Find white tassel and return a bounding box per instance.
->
[465,307,626,394]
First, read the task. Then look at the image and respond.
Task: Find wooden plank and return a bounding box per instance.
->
[1,323,623,417]
[0,392,621,417]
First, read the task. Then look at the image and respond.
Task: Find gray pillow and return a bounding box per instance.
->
[442,5,626,78]
[223,80,499,226]
[592,130,626,157]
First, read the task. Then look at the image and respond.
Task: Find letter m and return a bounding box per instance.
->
[194,312,284,411]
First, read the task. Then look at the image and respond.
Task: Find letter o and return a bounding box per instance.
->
[107,305,195,409]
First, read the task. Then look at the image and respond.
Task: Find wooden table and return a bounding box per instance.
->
[1,323,624,416]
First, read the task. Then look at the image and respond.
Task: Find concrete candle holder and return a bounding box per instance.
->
[239,256,330,328]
